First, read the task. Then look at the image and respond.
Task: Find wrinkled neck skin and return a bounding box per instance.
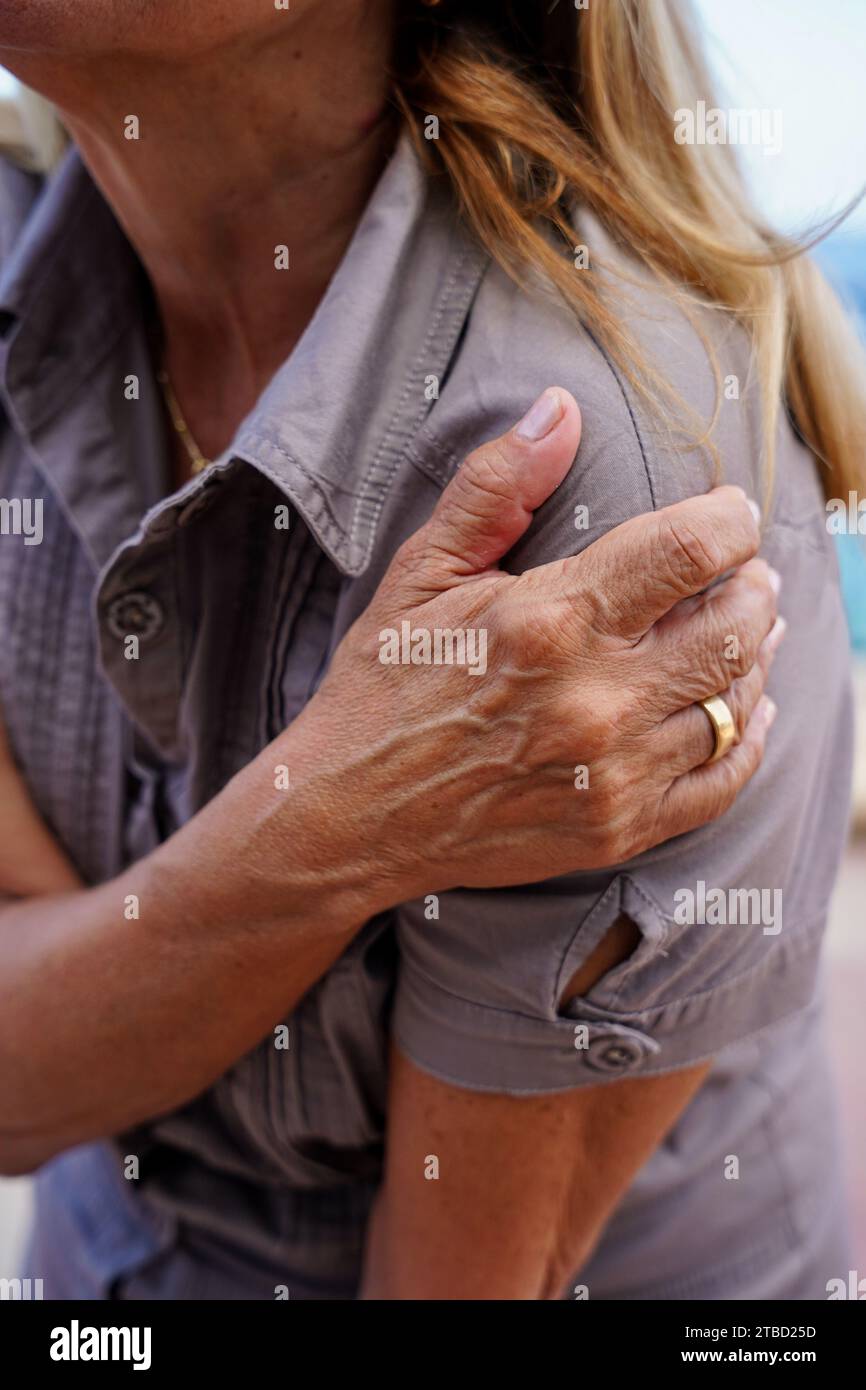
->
[1,1,397,459]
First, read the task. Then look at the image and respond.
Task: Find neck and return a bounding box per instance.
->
[15,3,397,460]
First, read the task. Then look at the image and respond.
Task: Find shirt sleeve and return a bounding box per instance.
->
[391,274,854,1094]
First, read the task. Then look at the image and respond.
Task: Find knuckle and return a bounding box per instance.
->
[721,636,754,682]
[707,488,760,556]
[492,592,548,663]
[657,514,726,594]
[569,575,621,641]
[729,684,754,741]
[581,704,621,759]
[462,443,515,505]
[387,535,422,585]
[742,728,767,779]
[716,741,760,806]
[739,621,763,670]
[703,776,738,824]
[738,596,776,652]
[726,685,750,742]
[742,559,776,607]
[709,614,758,683]
[721,577,775,654]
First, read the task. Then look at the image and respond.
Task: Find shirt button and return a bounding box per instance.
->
[105,591,164,642]
[585,1034,648,1074]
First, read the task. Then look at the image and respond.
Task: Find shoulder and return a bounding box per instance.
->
[409,212,823,568]
[394,221,853,1092]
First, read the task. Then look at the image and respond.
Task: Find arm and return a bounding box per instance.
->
[0,710,382,1174]
[364,1045,709,1301]
[362,919,709,1300]
[0,392,777,1173]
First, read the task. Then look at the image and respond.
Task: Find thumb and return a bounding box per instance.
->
[410,388,582,589]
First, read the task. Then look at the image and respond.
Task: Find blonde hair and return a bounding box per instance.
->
[395,0,866,503]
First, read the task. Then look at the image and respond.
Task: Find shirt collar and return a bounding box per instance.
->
[230,132,488,574]
[0,133,488,577]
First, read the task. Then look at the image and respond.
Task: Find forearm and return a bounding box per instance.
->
[362,1043,709,1300]
[0,715,391,1174]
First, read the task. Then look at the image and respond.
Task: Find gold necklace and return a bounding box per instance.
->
[157,368,211,475]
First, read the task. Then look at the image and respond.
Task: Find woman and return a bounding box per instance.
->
[0,1,861,1299]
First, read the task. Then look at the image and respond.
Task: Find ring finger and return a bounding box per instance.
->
[655,614,786,778]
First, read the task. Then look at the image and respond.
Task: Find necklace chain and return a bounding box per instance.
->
[157,369,211,475]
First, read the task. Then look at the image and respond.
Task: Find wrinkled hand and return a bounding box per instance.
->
[306,387,781,898]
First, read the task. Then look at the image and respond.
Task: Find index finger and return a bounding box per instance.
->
[562,486,761,642]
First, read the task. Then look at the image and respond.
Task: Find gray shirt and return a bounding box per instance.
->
[1,133,853,1299]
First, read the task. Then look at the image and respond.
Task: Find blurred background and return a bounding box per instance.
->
[690,0,866,1275]
[0,0,863,1284]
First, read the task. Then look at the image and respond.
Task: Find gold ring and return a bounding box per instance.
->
[699,694,737,765]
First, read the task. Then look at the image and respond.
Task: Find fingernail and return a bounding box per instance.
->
[515,388,564,442]
[767,566,782,595]
[747,498,761,525]
[765,615,787,652]
[763,696,778,727]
